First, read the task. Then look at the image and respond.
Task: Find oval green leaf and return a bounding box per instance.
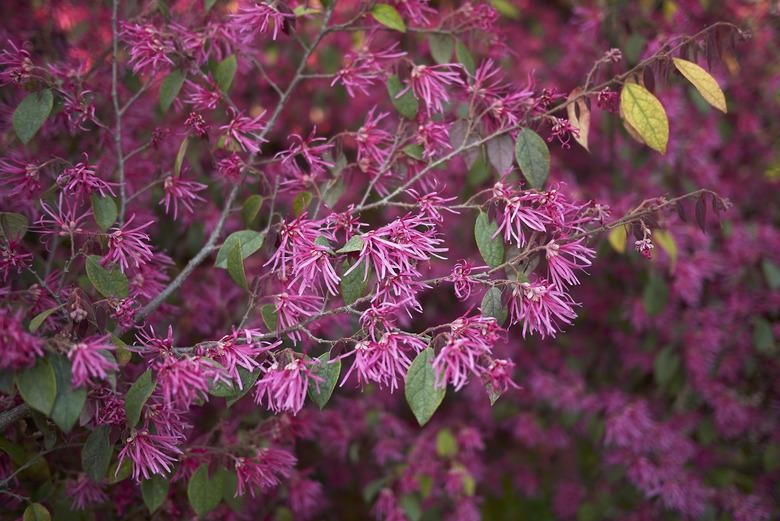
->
[13,89,53,144]
[124,369,156,428]
[474,212,505,269]
[82,425,113,482]
[16,357,57,415]
[405,348,445,426]
[215,230,265,269]
[159,69,185,113]
[142,474,170,513]
[620,82,669,154]
[307,352,341,409]
[86,255,129,298]
[515,128,550,189]
[371,4,406,32]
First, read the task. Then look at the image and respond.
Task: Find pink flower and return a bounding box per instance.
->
[0,40,33,85]
[509,279,578,338]
[159,172,207,219]
[407,187,458,224]
[57,157,115,199]
[185,80,222,111]
[265,215,327,280]
[119,22,175,74]
[217,153,244,180]
[272,292,324,342]
[153,355,225,409]
[234,447,297,497]
[184,111,209,137]
[0,157,42,198]
[340,332,427,392]
[36,193,90,239]
[68,335,118,388]
[66,475,108,510]
[276,127,335,185]
[220,109,267,154]
[545,238,595,287]
[483,358,520,396]
[104,215,154,272]
[416,119,451,158]
[433,314,504,390]
[230,1,294,41]
[117,429,183,481]
[400,64,464,114]
[201,329,279,388]
[449,260,484,301]
[356,108,393,168]
[332,42,406,98]
[0,309,44,369]
[1,239,32,282]
[254,356,319,415]
[492,182,548,246]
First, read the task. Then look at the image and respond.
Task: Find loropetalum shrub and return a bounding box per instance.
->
[1,0,779,519]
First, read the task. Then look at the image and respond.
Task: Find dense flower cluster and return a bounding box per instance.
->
[0,1,776,520]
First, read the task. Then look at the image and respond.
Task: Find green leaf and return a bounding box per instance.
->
[82,425,112,482]
[91,194,118,232]
[672,58,727,113]
[23,503,51,521]
[336,235,365,254]
[0,212,29,240]
[16,357,57,415]
[654,347,680,388]
[435,428,459,457]
[175,135,190,177]
[371,4,406,32]
[474,212,504,269]
[762,259,780,290]
[387,75,418,120]
[215,230,265,269]
[402,143,425,161]
[86,255,129,298]
[218,466,243,511]
[13,89,53,144]
[215,54,238,93]
[159,69,185,112]
[226,368,261,407]
[49,354,86,432]
[28,306,61,332]
[307,352,341,409]
[340,260,367,305]
[108,455,132,484]
[642,274,668,317]
[142,474,170,513]
[620,82,669,154]
[515,128,550,189]
[227,239,248,290]
[261,303,278,331]
[405,348,445,426]
[242,194,263,225]
[466,149,491,187]
[124,369,156,428]
[428,34,453,64]
[490,0,520,19]
[455,40,476,76]
[753,317,776,355]
[188,463,224,517]
[293,191,313,215]
[204,0,218,11]
[480,287,507,326]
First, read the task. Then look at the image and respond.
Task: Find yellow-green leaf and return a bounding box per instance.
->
[672,58,727,113]
[371,4,406,33]
[653,230,678,268]
[607,227,627,254]
[620,83,669,154]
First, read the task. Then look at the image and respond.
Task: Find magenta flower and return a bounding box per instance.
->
[433,338,490,391]
[0,309,44,369]
[234,447,297,497]
[201,329,279,388]
[449,260,485,301]
[509,279,578,338]
[104,215,154,273]
[416,119,451,159]
[217,153,244,181]
[332,42,406,98]
[36,193,90,240]
[66,475,108,510]
[254,356,319,415]
[408,188,458,224]
[159,172,207,219]
[184,111,209,137]
[185,79,222,111]
[340,332,427,392]
[68,335,118,388]
[400,64,464,114]
[119,22,175,74]
[356,108,393,168]
[117,429,183,481]
[57,157,115,200]
[492,182,548,246]
[545,238,595,287]
[0,157,42,198]
[229,1,294,41]
[1,239,32,282]
[0,40,33,85]
[291,240,340,296]
[220,109,267,154]
[276,127,335,184]
[153,355,225,409]
[483,358,521,396]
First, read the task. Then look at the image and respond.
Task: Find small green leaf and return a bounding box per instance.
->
[642,274,668,317]
[142,474,170,513]
[124,369,156,428]
[28,306,61,332]
[86,255,129,298]
[480,287,507,326]
[307,352,341,409]
[188,463,224,517]
[225,368,262,406]
[654,347,680,388]
[16,357,57,415]
[91,194,118,232]
[293,191,313,216]
[435,428,459,457]
[405,348,445,426]
[428,34,453,64]
[371,4,406,32]
[466,149,491,187]
[261,303,278,331]
[215,54,238,93]
[490,0,520,18]
[0,212,29,240]
[82,425,112,482]
[620,82,669,154]
[455,40,476,76]
[175,136,190,177]
[515,128,550,189]
[762,259,780,290]
[23,503,51,521]
[215,230,265,268]
[108,455,132,484]
[753,317,776,355]
[340,260,367,304]
[474,212,504,268]
[159,69,185,112]
[336,235,365,254]
[13,89,54,144]
[387,75,418,120]
[227,239,248,290]
[402,143,425,161]
[49,354,87,432]
[204,0,218,11]
[242,194,263,225]
[218,466,243,511]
